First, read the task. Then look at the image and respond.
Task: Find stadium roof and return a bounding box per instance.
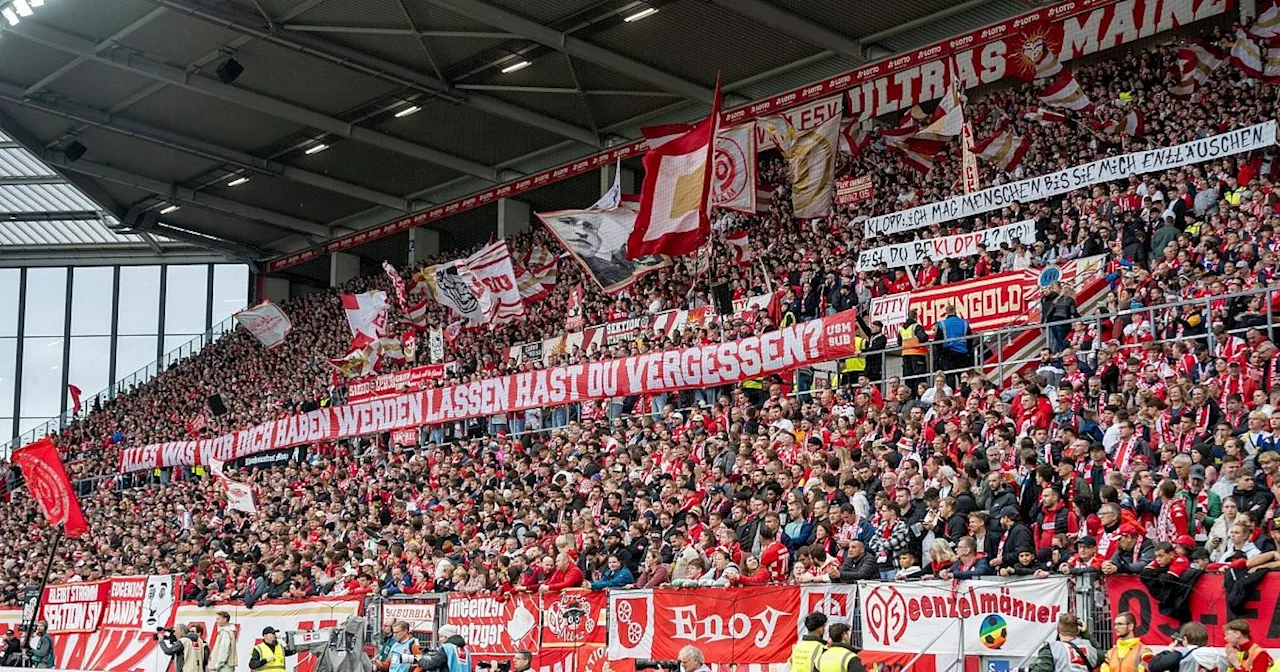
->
[0,0,1031,270]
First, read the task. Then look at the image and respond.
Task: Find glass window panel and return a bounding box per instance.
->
[20,336,65,420]
[0,419,12,447]
[18,417,56,437]
[164,265,209,336]
[0,337,14,420]
[71,267,115,336]
[117,266,160,336]
[68,336,111,404]
[24,268,67,337]
[212,264,249,325]
[0,269,18,338]
[115,335,158,384]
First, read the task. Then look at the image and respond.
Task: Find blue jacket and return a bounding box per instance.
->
[591,566,635,590]
[947,556,992,579]
[937,316,971,354]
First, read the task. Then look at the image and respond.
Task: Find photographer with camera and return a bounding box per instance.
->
[420,625,471,672]
[249,627,297,672]
[375,621,423,672]
[26,621,53,669]
[158,624,205,672]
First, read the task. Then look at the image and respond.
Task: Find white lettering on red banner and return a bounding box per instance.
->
[346,363,453,402]
[120,311,861,472]
[267,0,1230,273]
[834,176,874,205]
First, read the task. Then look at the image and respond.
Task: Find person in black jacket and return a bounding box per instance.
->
[1000,545,1051,577]
[935,497,968,544]
[838,540,879,582]
[985,473,1018,521]
[1102,525,1155,574]
[995,506,1034,570]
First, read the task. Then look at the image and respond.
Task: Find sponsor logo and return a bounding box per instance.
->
[916,45,942,60]
[669,603,788,648]
[950,34,975,50]
[802,84,825,97]
[888,55,912,69]
[803,589,852,622]
[1049,2,1076,18]
[863,586,909,646]
[827,74,851,88]
[982,25,1008,39]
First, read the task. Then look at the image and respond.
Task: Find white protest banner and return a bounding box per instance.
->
[865,121,1278,237]
[859,578,1068,656]
[857,218,1036,271]
[835,176,874,205]
[119,310,865,473]
[234,301,292,349]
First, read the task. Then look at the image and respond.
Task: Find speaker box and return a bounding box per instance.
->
[712,282,733,316]
[208,394,227,417]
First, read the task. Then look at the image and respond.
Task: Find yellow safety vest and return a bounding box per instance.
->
[816,645,858,672]
[900,325,927,356]
[743,379,764,390]
[788,638,825,672]
[842,337,866,372]
[1225,187,1246,206]
[254,642,287,672]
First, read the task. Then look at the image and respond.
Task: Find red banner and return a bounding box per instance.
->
[445,593,540,659]
[535,592,607,672]
[347,363,453,403]
[265,0,1230,273]
[608,586,802,664]
[38,576,177,635]
[834,176,874,205]
[121,310,863,472]
[13,437,89,537]
[39,581,110,634]
[1106,573,1280,648]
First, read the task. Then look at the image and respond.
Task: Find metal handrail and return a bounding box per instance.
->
[2,314,241,456]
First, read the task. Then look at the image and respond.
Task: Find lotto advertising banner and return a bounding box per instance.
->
[865,121,1277,236]
[0,596,360,672]
[268,0,1232,274]
[858,578,1069,657]
[607,586,802,664]
[346,363,454,403]
[857,219,1036,271]
[121,307,858,472]
[1106,574,1280,648]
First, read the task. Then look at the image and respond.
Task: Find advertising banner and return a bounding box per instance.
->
[834,176,874,205]
[347,363,454,403]
[607,586,802,664]
[857,219,1036,271]
[382,599,442,636]
[865,121,1276,236]
[444,593,541,658]
[858,578,1069,657]
[797,585,859,635]
[1105,573,1280,648]
[122,309,862,472]
[868,270,1031,334]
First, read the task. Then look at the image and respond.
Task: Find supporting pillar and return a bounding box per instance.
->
[330,252,360,287]
[408,227,440,266]
[497,198,530,240]
[1242,0,1257,22]
[260,277,292,303]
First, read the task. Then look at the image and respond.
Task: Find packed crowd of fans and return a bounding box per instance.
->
[2,17,1280,614]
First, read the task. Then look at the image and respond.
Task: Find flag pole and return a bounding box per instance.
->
[22,524,64,644]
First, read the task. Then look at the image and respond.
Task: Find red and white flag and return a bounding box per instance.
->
[1038,71,1094,113]
[443,320,463,345]
[413,241,525,326]
[839,119,871,156]
[971,122,1030,173]
[382,261,410,312]
[185,411,208,439]
[340,290,389,344]
[67,384,82,415]
[881,125,945,174]
[1255,2,1280,38]
[515,247,558,304]
[1230,26,1264,77]
[1171,40,1226,98]
[725,230,752,263]
[403,298,431,331]
[565,284,585,331]
[1122,109,1144,137]
[775,114,840,218]
[12,437,88,537]
[754,184,774,213]
[960,122,981,193]
[234,301,293,349]
[916,83,965,141]
[211,459,257,516]
[1021,107,1068,125]
[630,78,720,258]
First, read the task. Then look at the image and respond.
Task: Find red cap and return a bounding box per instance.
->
[1174,535,1196,548]
[1119,522,1145,537]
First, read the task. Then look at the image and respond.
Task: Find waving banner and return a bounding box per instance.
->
[234,301,293,349]
[858,578,1068,656]
[857,218,1036,271]
[865,121,1277,237]
[119,309,863,473]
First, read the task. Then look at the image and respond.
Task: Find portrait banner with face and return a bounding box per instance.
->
[538,200,670,294]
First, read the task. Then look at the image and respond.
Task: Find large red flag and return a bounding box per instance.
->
[628,78,721,259]
[12,437,88,537]
[67,384,82,415]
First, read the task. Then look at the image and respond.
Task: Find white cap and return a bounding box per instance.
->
[439,625,461,640]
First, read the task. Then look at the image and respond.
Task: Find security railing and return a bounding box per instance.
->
[2,314,240,457]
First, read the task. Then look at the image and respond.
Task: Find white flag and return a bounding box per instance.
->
[711,123,757,212]
[413,241,524,326]
[221,477,257,514]
[234,301,292,349]
[428,328,445,363]
[340,291,389,343]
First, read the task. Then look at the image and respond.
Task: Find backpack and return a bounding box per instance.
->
[1148,647,1195,672]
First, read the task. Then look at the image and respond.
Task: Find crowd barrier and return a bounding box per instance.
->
[8,573,1280,672]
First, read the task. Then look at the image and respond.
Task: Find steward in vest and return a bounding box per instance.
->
[788,613,827,672]
[1031,613,1100,672]
[899,310,929,389]
[377,622,424,672]
[840,334,867,386]
[816,624,864,672]
[1102,612,1152,672]
[248,627,296,672]
[1224,619,1276,672]
[422,625,472,672]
